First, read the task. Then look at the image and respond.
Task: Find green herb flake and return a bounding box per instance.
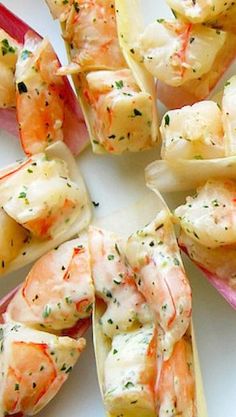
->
[124,381,134,389]
[133,108,142,116]
[18,191,27,199]
[173,258,180,266]
[42,304,51,318]
[164,114,170,126]
[115,80,124,89]
[15,383,20,391]
[17,81,28,94]
[108,254,114,261]
[21,50,31,60]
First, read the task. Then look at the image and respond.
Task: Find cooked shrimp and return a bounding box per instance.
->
[6,237,94,331]
[175,179,236,248]
[0,208,29,273]
[15,31,65,155]
[0,322,85,416]
[157,334,196,417]
[57,0,126,73]
[89,226,153,338]
[126,211,192,360]
[0,30,19,108]
[0,153,83,240]
[137,20,226,87]
[222,76,236,156]
[84,69,154,153]
[161,101,225,160]
[166,0,230,23]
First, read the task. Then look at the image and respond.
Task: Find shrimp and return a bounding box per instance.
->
[137,19,226,87]
[157,333,196,417]
[161,101,225,160]
[89,226,153,338]
[0,153,83,240]
[6,236,94,332]
[84,69,154,153]
[175,179,236,248]
[126,211,192,360]
[0,322,85,416]
[222,76,236,156]
[0,30,19,108]
[0,207,29,273]
[56,0,126,74]
[15,32,65,155]
[166,0,230,23]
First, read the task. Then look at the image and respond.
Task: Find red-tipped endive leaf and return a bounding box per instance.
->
[180,243,236,310]
[0,3,33,43]
[0,109,19,138]
[0,285,21,323]
[0,3,88,155]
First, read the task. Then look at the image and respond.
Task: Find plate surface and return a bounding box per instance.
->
[1,1,236,416]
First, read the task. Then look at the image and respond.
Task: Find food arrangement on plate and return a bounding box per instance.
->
[0,0,236,416]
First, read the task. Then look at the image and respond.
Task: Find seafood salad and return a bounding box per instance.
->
[92,210,199,417]
[0,141,91,275]
[45,0,158,154]
[0,4,88,155]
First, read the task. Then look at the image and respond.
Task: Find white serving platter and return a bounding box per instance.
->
[1,1,236,416]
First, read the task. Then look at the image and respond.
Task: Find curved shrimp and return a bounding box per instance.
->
[161,100,225,160]
[55,0,126,74]
[0,322,85,416]
[126,210,192,360]
[0,29,19,108]
[137,19,226,87]
[157,333,196,417]
[6,236,94,332]
[0,153,83,240]
[84,69,154,153]
[15,32,65,155]
[166,0,230,23]
[175,179,236,248]
[89,226,153,338]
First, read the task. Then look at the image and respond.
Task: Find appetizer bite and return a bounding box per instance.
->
[0,233,95,416]
[91,207,202,417]
[45,0,158,154]
[6,237,94,332]
[145,75,236,192]
[0,141,91,276]
[127,0,236,108]
[0,4,88,156]
[135,17,236,108]
[0,322,85,416]
[175,178,236,309]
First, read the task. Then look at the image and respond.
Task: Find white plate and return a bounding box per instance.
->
[1,1,236,416]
